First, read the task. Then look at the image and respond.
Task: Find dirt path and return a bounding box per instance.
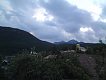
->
[78,54,99,80]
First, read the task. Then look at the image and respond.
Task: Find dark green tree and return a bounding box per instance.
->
[7,53,90,80]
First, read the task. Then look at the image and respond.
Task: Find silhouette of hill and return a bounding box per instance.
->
[0,26,53,55]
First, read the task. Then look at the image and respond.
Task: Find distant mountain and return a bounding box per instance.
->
[67,39,78,44]
[0,26,54,55]
[54,41,66,44]
[54,39,84,45]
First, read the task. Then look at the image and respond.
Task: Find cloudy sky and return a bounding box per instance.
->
[0,0,106,43]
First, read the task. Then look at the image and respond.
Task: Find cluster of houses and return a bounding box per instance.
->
[61,44,87,53]
[44,44,87,60]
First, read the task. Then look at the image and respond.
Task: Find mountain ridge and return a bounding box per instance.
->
[54,39,85,44]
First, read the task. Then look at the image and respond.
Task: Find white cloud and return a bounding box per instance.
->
[80,27,94,33]
[100,19,106,23]
[66,0,102,21]
[32,7,54,22]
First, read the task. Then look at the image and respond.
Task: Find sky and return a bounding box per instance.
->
[0,0,106,43]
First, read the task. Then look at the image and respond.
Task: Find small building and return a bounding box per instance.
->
[30,51,37,55]
[76,44,87,53]
[80,47,87,52]
[70,50,76,53]
[44,55,57,59]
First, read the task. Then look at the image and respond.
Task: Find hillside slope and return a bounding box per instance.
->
[0,26,53,55]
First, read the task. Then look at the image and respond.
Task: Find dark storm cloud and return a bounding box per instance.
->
[39,0,93,31]
[37,0,98,42]
[0,0,106,42]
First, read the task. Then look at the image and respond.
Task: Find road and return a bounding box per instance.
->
[78,54,99,80]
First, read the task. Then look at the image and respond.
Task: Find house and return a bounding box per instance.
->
[44,55,57,59]
[80,47,87,52]
[76,44,87,53]
[70,50,76,53]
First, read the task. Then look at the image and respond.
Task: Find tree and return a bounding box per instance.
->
[7,53,90,80]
